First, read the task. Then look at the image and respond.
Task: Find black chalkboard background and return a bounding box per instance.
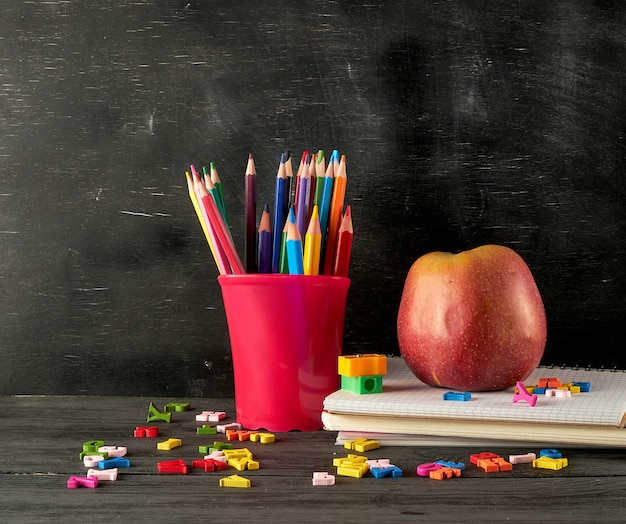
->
[1,1,625,396]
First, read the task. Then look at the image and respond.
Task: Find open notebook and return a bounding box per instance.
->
[322,357,626,447]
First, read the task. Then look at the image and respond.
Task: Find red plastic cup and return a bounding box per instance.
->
[218,274,350,432]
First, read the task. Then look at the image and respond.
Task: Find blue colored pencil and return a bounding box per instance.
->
[272,153,288,273]
[279,206,295,274]
[286,214,304,275]
[257,204,272,274]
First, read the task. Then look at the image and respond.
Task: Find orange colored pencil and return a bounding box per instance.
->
[322,154,347,275]
[318,152,335,247]
[333,205,353,277]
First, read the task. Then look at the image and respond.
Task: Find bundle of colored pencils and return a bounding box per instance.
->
[184,150,353,278]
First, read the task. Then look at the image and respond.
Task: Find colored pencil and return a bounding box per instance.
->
[318,152,335,250]
[294,150,308,215]
[295,154,311,238]
[185,170,229,275]
[196,174,245,275]
[308,152,318,221]
[190,163,201,180]
[286,218,304,275]
[184,149,351,278]
[332,148,340,172]
[322,154,347,275]
[203,168,228,224]
[244,153,257,273]
[191,171,231,274]
[279,207,295,274]
[303,205,322,276]
[313,150,325,206]
[315,150,326,178]
[271,153,288,273]
[209,162,227,224]
[257,204,272,274]
[333,205,353,277]
[284,150,294,210]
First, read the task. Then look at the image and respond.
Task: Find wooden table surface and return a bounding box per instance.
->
[2,395,626,522]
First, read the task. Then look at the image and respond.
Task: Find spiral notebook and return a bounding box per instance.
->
[322,357,626,447]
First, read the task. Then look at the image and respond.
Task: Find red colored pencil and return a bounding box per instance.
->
[196,175,245,274]
[186,170,229,275]
[333,205,353,278]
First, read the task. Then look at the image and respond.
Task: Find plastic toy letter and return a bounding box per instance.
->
[312,472,336,486]
[147,402,172,423]
[442,391,472,401]
[219,474,251,488]
[513,381,538,407]
[416,463,443,477]
[67,476,98,489]
[157,438,182,451]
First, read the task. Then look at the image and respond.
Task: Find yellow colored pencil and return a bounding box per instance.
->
[304,205,322,275]
[195,175,245,275]
[186,171,229,274]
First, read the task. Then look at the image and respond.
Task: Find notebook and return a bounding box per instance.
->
[322,357,626,447]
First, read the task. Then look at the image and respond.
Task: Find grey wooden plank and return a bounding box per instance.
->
[2,474,626,522]
[3,396,626,522]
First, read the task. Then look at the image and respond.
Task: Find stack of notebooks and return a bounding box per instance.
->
[322,357,626,447]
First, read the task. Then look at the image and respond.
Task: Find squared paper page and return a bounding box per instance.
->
[334,430,597,448]
[323,357,626,426]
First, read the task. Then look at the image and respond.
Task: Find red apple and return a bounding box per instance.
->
[397,245,547,391]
